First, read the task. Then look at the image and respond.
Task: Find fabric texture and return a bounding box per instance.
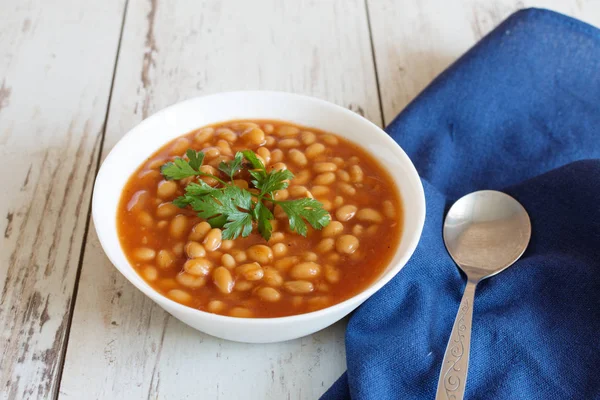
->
[322,8,600,400]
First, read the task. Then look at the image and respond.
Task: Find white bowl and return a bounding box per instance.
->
[93,91,425,343]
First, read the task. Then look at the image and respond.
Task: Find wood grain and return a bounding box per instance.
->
[59,0,379,398]
[367,0,600,125]
[0,1,125,399]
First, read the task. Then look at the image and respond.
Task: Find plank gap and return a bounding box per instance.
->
[52,1,131,398]
[363,0,386,128]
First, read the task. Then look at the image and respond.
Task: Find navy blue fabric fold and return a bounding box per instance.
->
[322,8,600,400]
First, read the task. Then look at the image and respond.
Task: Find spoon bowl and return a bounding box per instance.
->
[435,190,531,400]
[443,190,531,281]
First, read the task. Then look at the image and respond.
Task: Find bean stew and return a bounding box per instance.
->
[117,120,403,318]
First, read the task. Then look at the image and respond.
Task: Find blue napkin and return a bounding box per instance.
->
[323,9,600,400]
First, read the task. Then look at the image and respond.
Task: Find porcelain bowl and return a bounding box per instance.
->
[92,91,425,343]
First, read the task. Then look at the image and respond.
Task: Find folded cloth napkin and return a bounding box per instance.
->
[322,8,600,400]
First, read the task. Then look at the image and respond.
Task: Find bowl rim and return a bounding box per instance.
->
[92,90,426,325]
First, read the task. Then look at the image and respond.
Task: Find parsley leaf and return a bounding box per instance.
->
[186,149,205,171]
[277,198,331,237]
[189,186,251,219]
[160,150,205,180]
[184,181,217,196]
[172,181,216,207]
[258,169,294,195]
[248,169,266,190]
[222,212,254,240]
[160,158,200,180]
[218,152,244,181]
[253,201,274,240]
[206,214,228,229]
[186,185,254,236]
[241,150,266,171]
[172,196,192,208]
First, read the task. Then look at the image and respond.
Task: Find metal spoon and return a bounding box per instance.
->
[435,190,531,400]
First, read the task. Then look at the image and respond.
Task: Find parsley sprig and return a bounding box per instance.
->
[160,149,330,241]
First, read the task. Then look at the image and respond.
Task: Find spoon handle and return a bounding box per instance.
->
[435,280,477,400]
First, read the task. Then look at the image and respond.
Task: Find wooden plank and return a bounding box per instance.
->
[59,0,379,398]
[367,0,600,125]
[0,1,126,399]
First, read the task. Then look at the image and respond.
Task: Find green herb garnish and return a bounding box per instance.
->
[160,149,330,241]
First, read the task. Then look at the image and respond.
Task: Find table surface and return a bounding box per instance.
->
[1,0,599,399]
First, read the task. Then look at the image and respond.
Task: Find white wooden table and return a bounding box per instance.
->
[1,1,598,398]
